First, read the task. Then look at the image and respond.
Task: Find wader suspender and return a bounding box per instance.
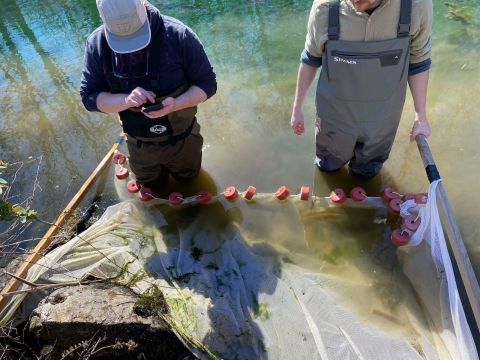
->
[328,0,412,40]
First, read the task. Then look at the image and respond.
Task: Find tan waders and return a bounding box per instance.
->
[315,0,412,178]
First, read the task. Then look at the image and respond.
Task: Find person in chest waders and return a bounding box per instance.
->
[80,0,217,189]
[290,0,433,179]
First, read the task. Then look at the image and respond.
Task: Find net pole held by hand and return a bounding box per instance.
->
[416,134,480,331]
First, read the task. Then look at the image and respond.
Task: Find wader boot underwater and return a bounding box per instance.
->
[315,0,412,179]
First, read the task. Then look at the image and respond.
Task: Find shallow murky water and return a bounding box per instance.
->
[1,0,479,344]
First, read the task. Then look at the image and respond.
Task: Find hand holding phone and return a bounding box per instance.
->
[142,102,164,113]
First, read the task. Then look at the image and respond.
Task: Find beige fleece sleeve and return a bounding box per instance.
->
[305,0,329,58]
[409,0,433,64]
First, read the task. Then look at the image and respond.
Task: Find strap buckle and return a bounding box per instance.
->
[398,23,410,37]
[328,25,339,40]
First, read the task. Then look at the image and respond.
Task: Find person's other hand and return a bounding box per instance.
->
[291,110,305,135]
[410,118,431,142]
[142,97,176,118]
[125,87,156,108]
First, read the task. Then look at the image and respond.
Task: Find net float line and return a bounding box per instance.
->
[112,154,427,212]
[113,153,428,249]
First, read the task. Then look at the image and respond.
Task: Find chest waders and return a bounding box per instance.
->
[315,0,412,179]
[107,41,197,144]
[105,30,202,185]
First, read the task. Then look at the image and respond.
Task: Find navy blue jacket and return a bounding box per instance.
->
[80,3,217,112]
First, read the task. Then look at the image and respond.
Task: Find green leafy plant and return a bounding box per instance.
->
[12,206,37,223]
[0,160,37,223]
[0,200,13,221]
[0,160,8,195]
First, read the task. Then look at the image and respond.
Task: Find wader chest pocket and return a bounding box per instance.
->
[120,112,174,138]
[331,49,403,67]
[326,48,407,102]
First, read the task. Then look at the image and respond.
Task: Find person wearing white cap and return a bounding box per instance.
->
[80,0,217,188]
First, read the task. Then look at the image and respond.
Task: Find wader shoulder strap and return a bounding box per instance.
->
[148,19,163,90]
[328,0,412,40]
[328,0,340,40]
[397,0,412,38]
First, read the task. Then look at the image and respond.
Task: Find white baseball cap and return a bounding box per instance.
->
[96,0,151,53]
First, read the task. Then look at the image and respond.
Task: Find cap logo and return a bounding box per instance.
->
[96,0,151,53]
[116,22,131,33]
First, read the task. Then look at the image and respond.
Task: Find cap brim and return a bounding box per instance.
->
[105,20,151,54]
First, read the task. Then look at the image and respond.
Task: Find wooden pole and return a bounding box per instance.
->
[0,133,125,310]
[416,134,480,331]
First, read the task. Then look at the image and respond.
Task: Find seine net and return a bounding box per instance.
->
[0,178,477,359]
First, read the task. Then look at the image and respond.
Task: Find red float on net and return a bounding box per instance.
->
[275,186,290,201]
[244,186,256,201]
[169,192,183,206]
[388,198,404,214]
[381,188,399,202]
[113,153,126,165]
[115,168,129,180]
[300,186,310,201]
[330,188,347,204]
[405,214,421,231]
[224,186,238,200]
[391,229,410,246]
[402,193,415,202]
[414,193,428,204]
[138,187,153,202]
[196,190,212,204]
[127,180,141,193]
[350,187,367,202]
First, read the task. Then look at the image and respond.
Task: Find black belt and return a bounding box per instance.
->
[135,119,196,148]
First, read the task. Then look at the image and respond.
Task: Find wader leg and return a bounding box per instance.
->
[349,123,397,179]
[126,136,170,188]
[349,150,389,179]
[314,116,355,172]
[164,122,203,182]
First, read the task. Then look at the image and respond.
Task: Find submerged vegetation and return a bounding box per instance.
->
[134,287,170,318]
[445,0,480,42]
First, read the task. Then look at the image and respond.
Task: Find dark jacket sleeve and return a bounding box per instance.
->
[79,31,109,112]
[181,27,217,99]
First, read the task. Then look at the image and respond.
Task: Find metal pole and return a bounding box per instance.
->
[416,134,480,331]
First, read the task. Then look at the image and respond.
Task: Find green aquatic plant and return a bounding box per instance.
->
[445,2,475,23]
[0,160,37,223]
[251,292,270,320]
[444,1,480,42]
[134,286,170,317]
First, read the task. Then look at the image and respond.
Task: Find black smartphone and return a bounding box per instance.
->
[142,102,164,113]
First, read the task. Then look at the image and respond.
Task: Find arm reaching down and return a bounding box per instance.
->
[408,70,431,142]
[291,62,318,135]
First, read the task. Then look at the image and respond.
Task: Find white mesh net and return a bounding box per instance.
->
[0,180,477,359]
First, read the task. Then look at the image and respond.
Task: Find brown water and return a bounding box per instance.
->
[1,0,479,340]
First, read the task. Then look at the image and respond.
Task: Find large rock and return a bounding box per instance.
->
[30,284,190,359]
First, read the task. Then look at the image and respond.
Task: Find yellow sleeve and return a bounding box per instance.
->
[409,0,433,64]
[305,0,330,58]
